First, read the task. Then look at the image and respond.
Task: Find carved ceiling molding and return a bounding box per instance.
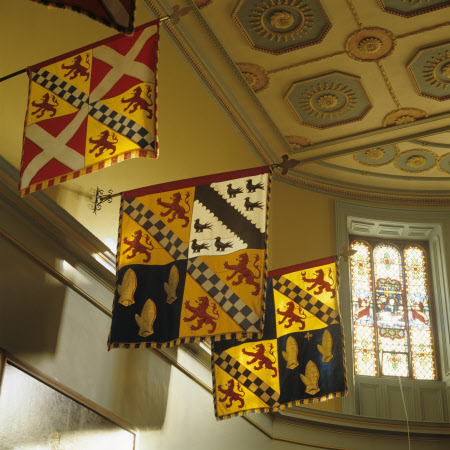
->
[278,169,450,205]
[285,135,312,153]
[378,0,450,17]
[237,63,270,92]
[284,72,372,129]
[346,28,396,62]
[142,0,450,203]
[232,0,331,54]
[383,108,429,127]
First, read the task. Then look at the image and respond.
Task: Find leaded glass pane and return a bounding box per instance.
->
[381,352,409,377]
[404,246,436,380]
[350,241,377,376]
[410,328,435,380]
[373,244,409,377]
[354,324,377,376]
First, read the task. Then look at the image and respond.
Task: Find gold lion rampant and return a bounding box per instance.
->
[117,268,137,307]
[300,361,320,395]
[282,336,299,369]
[164,265,179,304]
[135,299,157,337]
[318,329,333,363]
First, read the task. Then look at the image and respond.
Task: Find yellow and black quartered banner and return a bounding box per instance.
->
[108,166,271,349]
[211,256,347,420]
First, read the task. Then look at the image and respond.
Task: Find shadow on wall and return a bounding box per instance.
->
[0,236,64,354]
[111,348,172,429]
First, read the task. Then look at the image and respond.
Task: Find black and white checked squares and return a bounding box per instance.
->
[123,199,188,260]
[32,69,89,109]
[89,101,154,149]
[273,276,340,326]
[187,258,260,332]
[215,351,280,407]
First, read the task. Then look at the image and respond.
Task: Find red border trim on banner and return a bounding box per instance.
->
[124,165,270,199]
[268,255,337,279]
[28,20,159,74]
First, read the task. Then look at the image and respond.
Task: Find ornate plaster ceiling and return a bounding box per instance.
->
[170,0,450,203]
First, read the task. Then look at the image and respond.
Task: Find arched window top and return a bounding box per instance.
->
[373,243,402,284]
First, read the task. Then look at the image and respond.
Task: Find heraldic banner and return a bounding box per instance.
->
[20,20,158,197]
[211,256,347,420]
[28,0,137,34]
[108,166,271,349]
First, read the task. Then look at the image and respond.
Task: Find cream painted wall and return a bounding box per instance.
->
[0,172,272,449]
[269,181,336,271]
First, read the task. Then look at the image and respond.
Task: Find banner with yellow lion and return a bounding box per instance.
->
[108,166,271,349]
[211,256,347,420]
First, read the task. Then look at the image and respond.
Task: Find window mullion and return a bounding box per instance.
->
[370,244,382,377]
[400,246,413,379]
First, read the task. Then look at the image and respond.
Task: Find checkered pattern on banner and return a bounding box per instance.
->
[32,69,89,109]
[123,199,188,260]
[89,101,154,149]
[273,276,340,325]
[214,351,280,408]
[187,258,260,332]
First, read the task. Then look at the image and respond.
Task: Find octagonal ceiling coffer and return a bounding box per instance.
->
[232,0,331,55]
[408,42,450,101]
[284,72,372,128]
[378,0,450,17]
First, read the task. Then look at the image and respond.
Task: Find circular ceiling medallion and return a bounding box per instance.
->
[395,149,438,173]
[438,153,450,173]
[407,155,427,168]
[269,10,295,29]
[286,135,312,152]
[237,63,270,92]
[383,108,428,127]
[354,145,398,166]
[346,28,396,61]
[317,94,339,108]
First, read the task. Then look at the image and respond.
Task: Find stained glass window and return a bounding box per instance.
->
[350,239,436,380]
